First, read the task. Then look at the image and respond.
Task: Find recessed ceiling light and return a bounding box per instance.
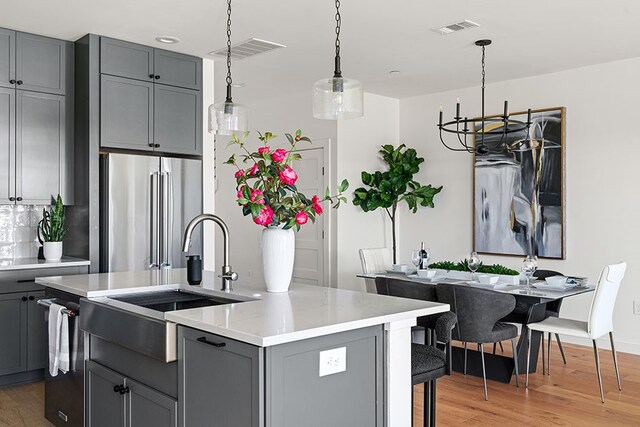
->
[389,70,401,76]
[155,36,181,44]
[232,82,246,88]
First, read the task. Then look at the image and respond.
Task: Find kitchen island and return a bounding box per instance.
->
[37,269,448,427]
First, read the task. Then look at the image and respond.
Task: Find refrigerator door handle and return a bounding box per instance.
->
[160,171,171,268]
[149,172,160,269]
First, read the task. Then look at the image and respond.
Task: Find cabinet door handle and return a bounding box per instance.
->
[148,143,154,147]
[197,337,226,348]
[154,144,160,148]
[113,384,124,393]
[8,197,15,201]
[154,75,160,80]
[29,295,35,301]
[9,79,16,84]
[119,386,130,395]
[16,80,23,85]
[21,296,28,302]
[149,74,155,79]
[16,197,23,201]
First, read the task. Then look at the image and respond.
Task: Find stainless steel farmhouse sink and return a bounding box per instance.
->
[110,289,242,313]
[80,289,249,363]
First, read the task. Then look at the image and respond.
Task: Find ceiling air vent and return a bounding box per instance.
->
[208,38,286,60]
[431,20,480,35]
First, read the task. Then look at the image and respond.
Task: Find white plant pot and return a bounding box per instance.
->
[261,226,295,293]
[43,242,63,261]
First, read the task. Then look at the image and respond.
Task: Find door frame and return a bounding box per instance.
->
[297,143,332,287]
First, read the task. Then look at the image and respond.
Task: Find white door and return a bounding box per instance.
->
[292,148,325,286]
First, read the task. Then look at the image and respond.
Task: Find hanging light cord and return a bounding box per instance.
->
[480,43,486,147]
[225,0,233,102]
[333,0,342,77]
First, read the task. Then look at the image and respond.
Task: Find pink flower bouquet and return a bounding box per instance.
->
[225,130,349,230]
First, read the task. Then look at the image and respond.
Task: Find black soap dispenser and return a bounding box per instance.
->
[186,255,202,286]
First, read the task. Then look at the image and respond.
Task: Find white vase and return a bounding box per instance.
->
[261,226,295,293]
[43,242,63,261]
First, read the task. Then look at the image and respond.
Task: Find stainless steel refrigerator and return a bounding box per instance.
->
[100,153,203,272]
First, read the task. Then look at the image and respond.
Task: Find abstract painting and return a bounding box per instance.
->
[473,107,565,259]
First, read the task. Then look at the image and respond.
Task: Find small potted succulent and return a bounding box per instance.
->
[38,195,67,261]
[225,130,348,292]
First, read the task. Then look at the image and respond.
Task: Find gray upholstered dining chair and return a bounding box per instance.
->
[375,277,456,344]
[436,283,520,400]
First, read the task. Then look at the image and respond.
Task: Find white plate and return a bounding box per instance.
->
[386,269,417,275]
[466,281,510,290]
[531,282,577,291]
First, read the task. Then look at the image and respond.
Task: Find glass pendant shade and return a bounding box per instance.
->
[209,100,248,135]
[313,76,364,120]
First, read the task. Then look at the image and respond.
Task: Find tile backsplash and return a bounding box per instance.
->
[0,205,47,259]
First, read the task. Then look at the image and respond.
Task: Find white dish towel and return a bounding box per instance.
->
[48,303,70,377]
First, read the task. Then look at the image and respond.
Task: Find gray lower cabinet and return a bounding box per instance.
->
[15,32,66,95]
[86,360,177,427]
[0,292,28,376]
[154,84,202,155]
[86,361,126,427]
[178,327,263,427]
[0,28,15,89]
[100,37,154,83]
[27,290,46,370]
[0,86,15,203]
[153,50,202,90]
[15,90,66,204]
[100,75,154,151]
[179,325,383,427]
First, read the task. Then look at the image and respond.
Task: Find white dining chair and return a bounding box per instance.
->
[358,248,392,293]
[525,262,626,402]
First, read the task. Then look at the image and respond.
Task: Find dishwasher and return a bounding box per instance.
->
[38,288,84,427]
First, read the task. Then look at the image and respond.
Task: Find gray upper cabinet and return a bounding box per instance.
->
[0,87,15,204]
[16,32,66,95]
[100,75,154,152]
[15,90,65,205]
[0,29,15,89]
[179,327,262,427]
[153,50,201,90]
[0,293,27,376]
[100,37,154,82]
[154,85,201,155]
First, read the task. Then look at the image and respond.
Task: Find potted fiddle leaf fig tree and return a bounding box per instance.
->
[352,144,442,264]
[38,195,67,261]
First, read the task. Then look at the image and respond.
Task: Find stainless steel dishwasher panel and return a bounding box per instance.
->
[79,298,177,362]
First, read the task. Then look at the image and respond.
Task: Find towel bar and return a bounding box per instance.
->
[37,299,78,317]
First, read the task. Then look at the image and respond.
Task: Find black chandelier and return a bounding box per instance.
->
[438,40,532,154]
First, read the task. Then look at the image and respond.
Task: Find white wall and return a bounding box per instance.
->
[399,57,640,354]
[336,93,400,291]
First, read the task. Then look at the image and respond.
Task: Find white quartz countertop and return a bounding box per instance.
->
[36,269,449,347]
[0,256,90,271]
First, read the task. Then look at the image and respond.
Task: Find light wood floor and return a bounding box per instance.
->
[414,341,640,426]
[0,342,638,426]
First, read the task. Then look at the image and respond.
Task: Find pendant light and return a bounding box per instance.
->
[209,0,248,135]
[312,0,364,120]
[437,40,532,154]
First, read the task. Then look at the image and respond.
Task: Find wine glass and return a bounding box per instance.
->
[522,256,537,289]
[466,252,481,280]
[411,250,421,270]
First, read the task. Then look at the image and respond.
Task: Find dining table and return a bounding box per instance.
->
[357,271,595,383]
